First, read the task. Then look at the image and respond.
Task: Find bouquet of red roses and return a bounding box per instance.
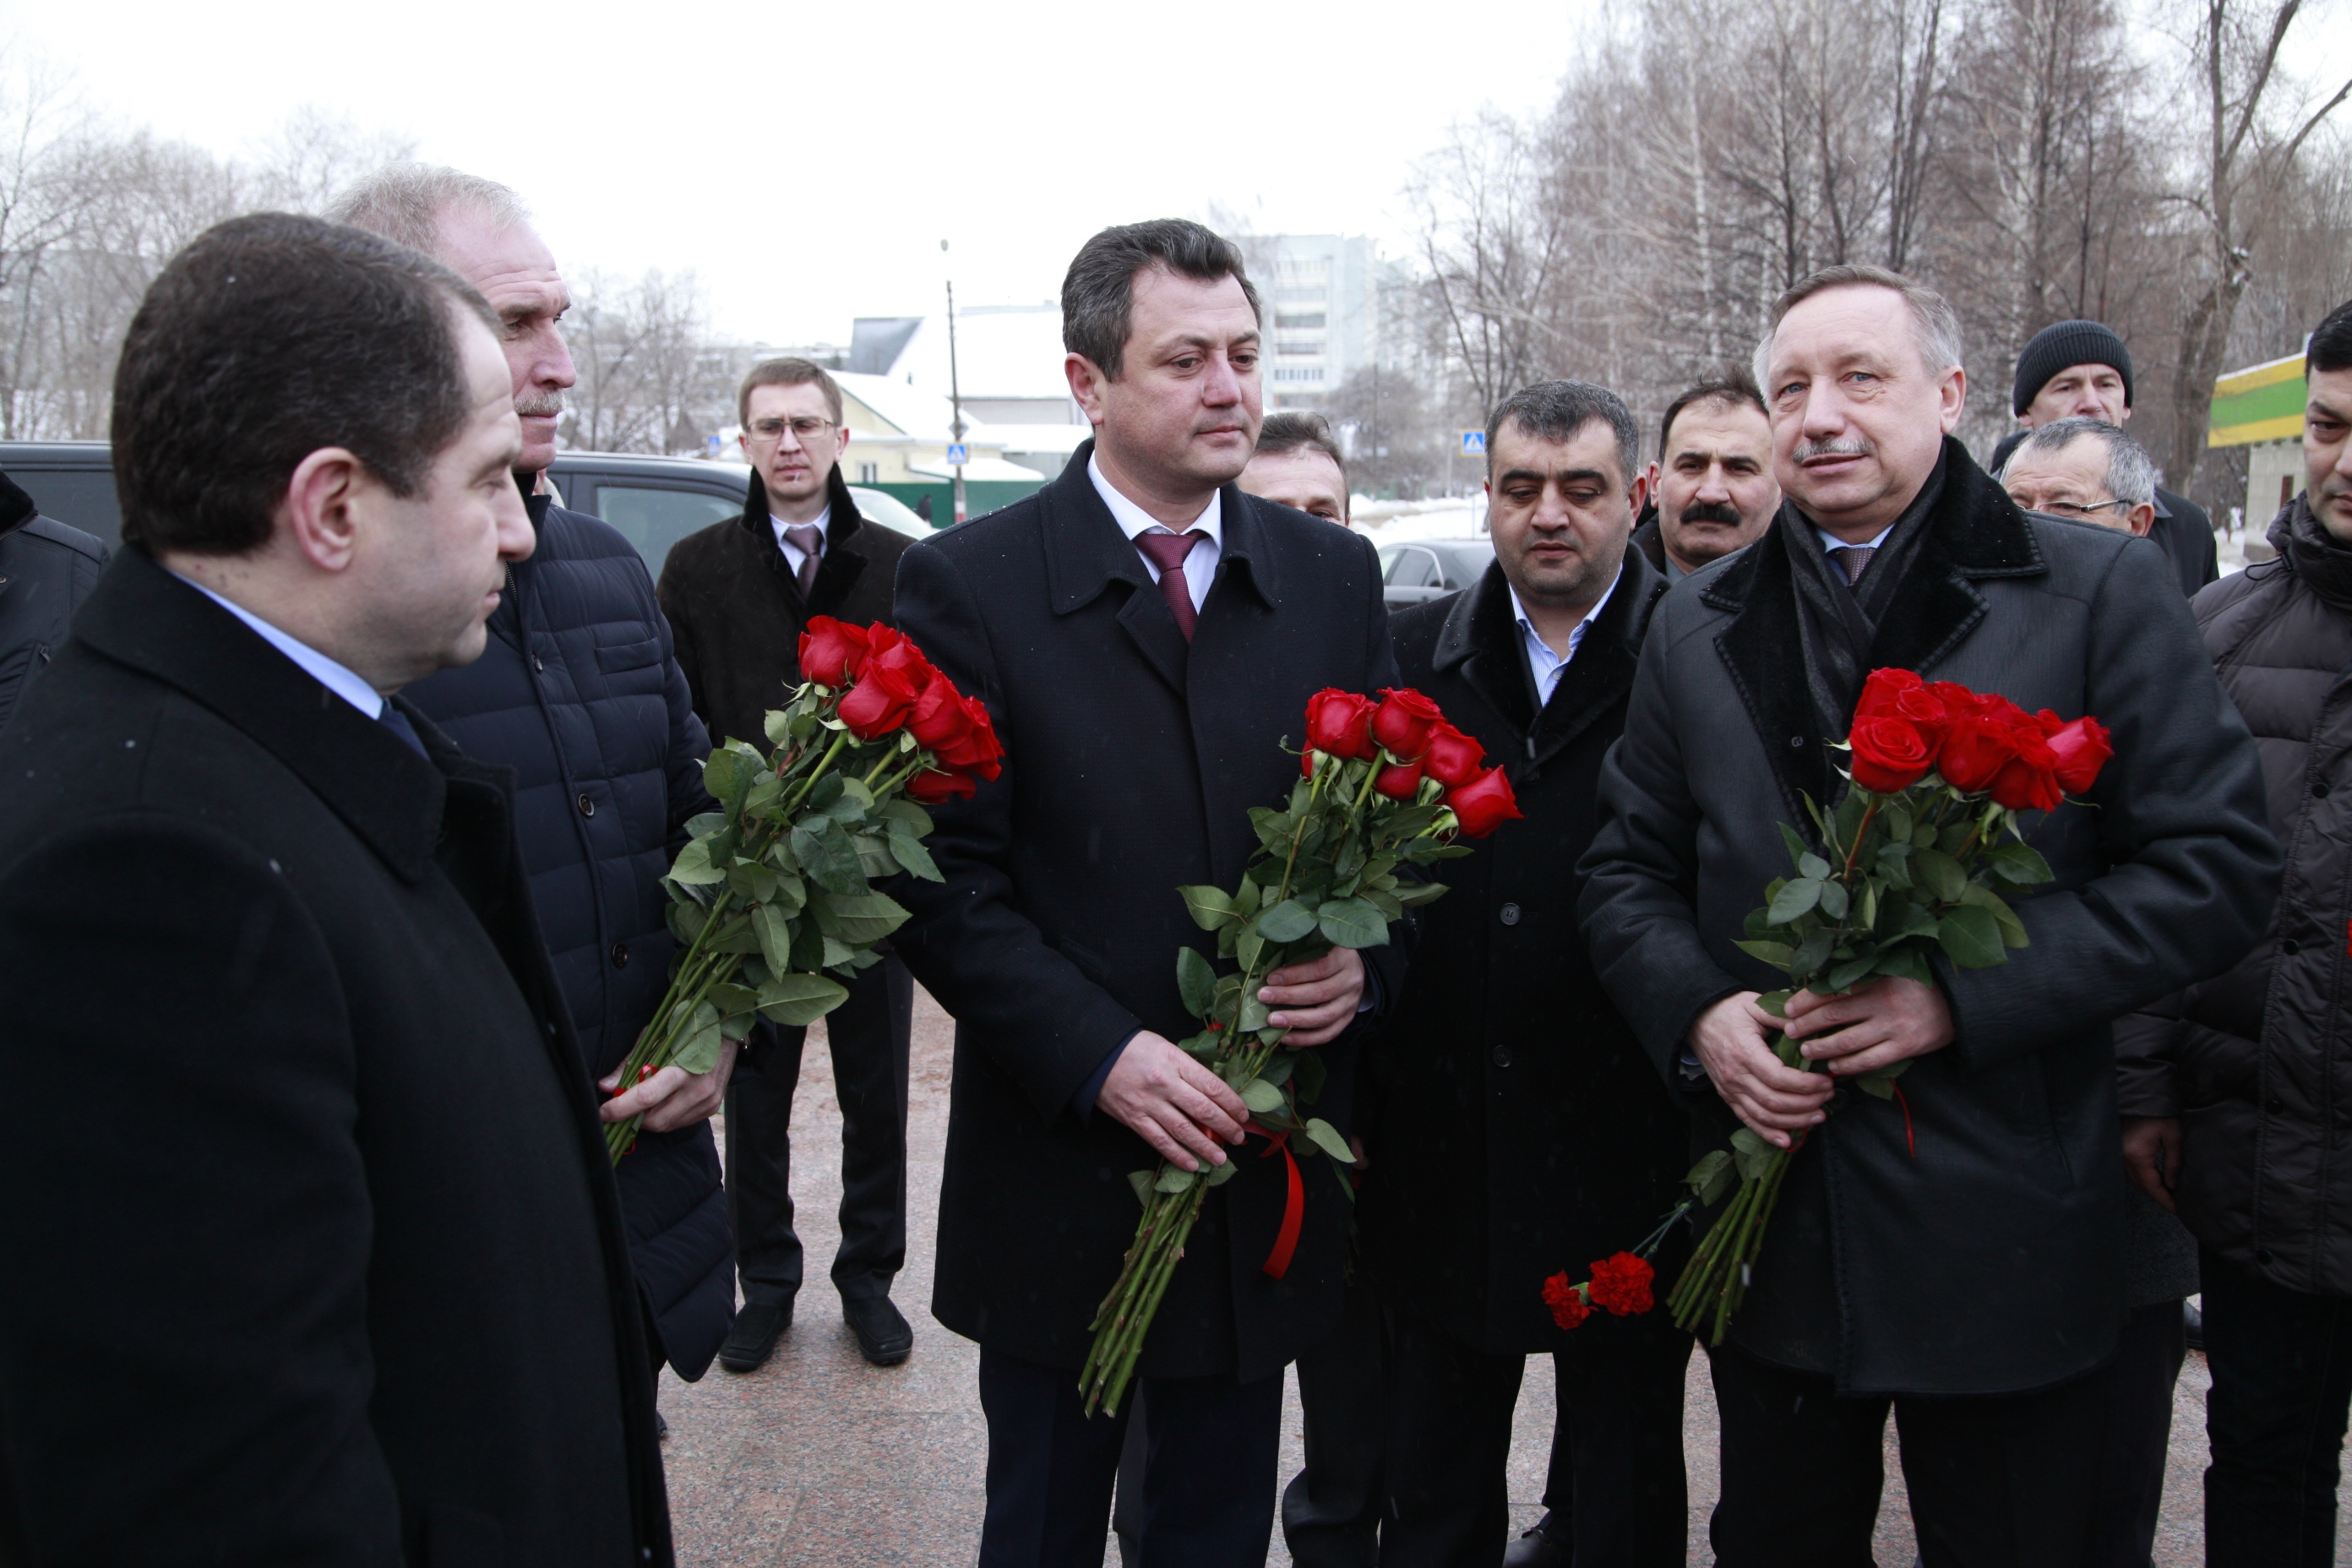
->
[1663,667,2112,1342]
[1078,687,1522,1416]
[603,617,1001,1163]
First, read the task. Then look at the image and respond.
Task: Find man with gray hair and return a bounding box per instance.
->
[329,166,738,1405]
[1998,416,2159,538]
[1581,264,2275,1564]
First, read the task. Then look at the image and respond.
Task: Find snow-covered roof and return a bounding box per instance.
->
[852,306,1072,404]
[983,423,1092,456]
[908,456,1047,483]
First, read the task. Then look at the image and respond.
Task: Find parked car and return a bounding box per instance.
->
[0,444,934,579]
[1377,537,1494,608]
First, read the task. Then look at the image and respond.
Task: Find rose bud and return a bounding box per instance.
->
[1370,687,1446,760]
[838,656,926,739]
[2044,714,2113,796]
[1304,689,1380,760]
[906,766,977,804]
[1374,760,1424,800]
[1446,765,1524,837]
[1847,716,1932,794]
[1855,667,1925,720]
[798,617,870,687]
[1422,721,1486,790]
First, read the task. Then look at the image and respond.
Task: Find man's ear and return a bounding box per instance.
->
[2128,502,2157,538]
[275,447,372,574]
[1066,352,1110,427]
[1937,366,1968,433]
[1627,469,1652,519]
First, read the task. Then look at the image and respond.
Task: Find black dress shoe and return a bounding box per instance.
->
[1501,1512,1569,1568]
[844,1294,914,1366]
[718,1298,792,1373]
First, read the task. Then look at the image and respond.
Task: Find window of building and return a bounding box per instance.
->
[1276,339,1324,357]
[858,461,879,483]
[1273,286,1326,304]
[1276,313,1326,330]
[1273,368,1325,383]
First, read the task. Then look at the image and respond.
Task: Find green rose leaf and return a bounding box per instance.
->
[1729,1125,1782,1183]
[701,749,746,805]
[1910,846,1967,903]
[1315,896,1389,950]
[1179,885,1240,931]
[757,972,850,1026]
[887,824,942,882]
[1239,1078,1287,1115]
[753,904,793,974]
[1873,944,1936,984]
[1854,1060,1912,1100]
[1686,1148,1736,1206]
[1176,946,1218,1021]
[1128,1169,1154,1206]
[1391,880,1449,906]
[1959,883,2029,948]
[669,836,727,886]
[790,815,863,894]
[1987,841,2055,885]
[670,1001,725,1075]
[1778,822,1812,872]
[1303,1117,1354,1163]
[1256,899,1319,943]
[1790,928,1836,977]
[1239,994,1272,1034]
[1732,939,1797,968]
[727,861,780,903]
[1154,1164,1199,1195]
[1936,904,2007,968]
[1769,878,1823,923]
[1205,1157,1240,1186]
[1817,879,1850,920]
[1826,950,1881,991]
[819,890,909,945]
[1798,852,1833,881]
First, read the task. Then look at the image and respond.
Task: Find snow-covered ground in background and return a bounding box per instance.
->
[1353,495,1489,542]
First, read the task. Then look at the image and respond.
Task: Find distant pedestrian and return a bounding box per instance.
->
[0,211,670,1564]
[2116,298,2352,1567]
[1631,376,1778,579]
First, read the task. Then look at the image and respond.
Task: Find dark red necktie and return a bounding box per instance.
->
[1134,530,1204,640]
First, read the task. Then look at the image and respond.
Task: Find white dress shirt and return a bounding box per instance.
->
[1089,454,1222,612]
[1508,567,1621,708]
[173,574,384,720]
[773,504,831,578]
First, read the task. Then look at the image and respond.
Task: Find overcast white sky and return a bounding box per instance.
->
[12,0,2345,347]
[8,0,1609,345]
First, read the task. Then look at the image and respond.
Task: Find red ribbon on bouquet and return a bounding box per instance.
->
[1246,1126,1306,1280]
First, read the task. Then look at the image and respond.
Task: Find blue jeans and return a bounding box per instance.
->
[2202,1246,2352,1565]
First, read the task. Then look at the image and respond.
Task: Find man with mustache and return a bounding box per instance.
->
[1631,376,1778,579]
[1580,264,2275,1565]
[331,166,737,1412]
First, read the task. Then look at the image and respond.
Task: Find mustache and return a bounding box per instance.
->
[514,388,566,419]
[1676,501,1745,528]
[1794,436,1872,464]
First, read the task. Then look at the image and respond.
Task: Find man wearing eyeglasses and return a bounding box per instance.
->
[1998,416,2160,537]
[657,357,919,1371]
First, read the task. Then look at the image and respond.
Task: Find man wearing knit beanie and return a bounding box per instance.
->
[1992,318,2219,595]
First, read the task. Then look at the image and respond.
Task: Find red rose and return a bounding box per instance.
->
[1371,687,1446,760]
[2044,714,2113,796]
[906,675,975,755]
[1848,716,1934,794]
[837,652,927,740]
[1304,689,1379,760]
[798,617,870,687]
[1587,1251,1656,1316]
[1375,760,1424,800]
[1935,690,2023,792]
[1859,669,1952,754]
[934,690,1003,781]
[1542,1271,1592,1331]
[1988,713,2063,813]
[1422,722,1486,789]
[1446,765,1524,838]
[906,766,977,804]
[1855,667,1925,720]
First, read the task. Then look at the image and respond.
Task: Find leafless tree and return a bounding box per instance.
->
[563,268,732,455]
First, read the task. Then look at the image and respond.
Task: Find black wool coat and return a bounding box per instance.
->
[657,466,912,751]
[0,468,107,732]
[406,493,732,1380]
[1364,552,1690,1355]
[890,442,1407,1381]
[0,549,670,1565]
[1578,438,2278,1395]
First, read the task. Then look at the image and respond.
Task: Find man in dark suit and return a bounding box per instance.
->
[658,357,919,1369]
[1370,380,1685,1568]
[890,219,1404,1567]
[0,214,670,1564]
[1578,265,2276,1567]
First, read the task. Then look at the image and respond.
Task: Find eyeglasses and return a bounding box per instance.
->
[2015,496,2132,520]
[747,416,836,444]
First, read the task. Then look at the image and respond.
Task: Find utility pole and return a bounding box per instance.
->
[942,239,967,525]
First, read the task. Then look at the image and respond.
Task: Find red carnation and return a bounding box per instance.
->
[798,617,871,687]
[2044,714,2113,796]
[1375,760,1424,800]
[1422,722,1486,790]
[1371,687,1446,760]
[1542,1271,1592,1331]
[1446,765,1524,838]
[1304,689,1380,760]
[1587,1252,1656,1316]
[906,766,977,804]
[1848,716,1934,794]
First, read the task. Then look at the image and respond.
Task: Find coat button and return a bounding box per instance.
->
[533,653,545,672]
[2256,1247,2276,1266]
[578,792,596,818]
[1500,902,1522,926]
[1492,1044,1512,1068]
[1789,735,1806,749]
[2282,938,2301,955]
[2317,782,2333,798]
[611,943,629,969]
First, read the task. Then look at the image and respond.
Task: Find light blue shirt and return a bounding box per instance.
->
[1508,568,1620,709]
[1813,520,1895,564]
[1090,453,1223,612]
[172,574,384,720]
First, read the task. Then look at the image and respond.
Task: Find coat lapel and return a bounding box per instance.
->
[1708,524,1835,830]
[1043,441,1195,698]
[1866,443,2045,674]
[1436,566,1537,738]
[1530,550,1664,770]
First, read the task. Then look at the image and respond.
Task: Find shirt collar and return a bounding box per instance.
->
[171,574,385,720]
[1814,520,1897,554]
[1507,566,1621,656]
[1088,452,1222,547]
[772,504,831,549]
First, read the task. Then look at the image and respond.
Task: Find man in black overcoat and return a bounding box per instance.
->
[0,215,670,1564]
[890,220,1405,1567]
[659,357,919,1369]
[1577,265,2276,1567]
[1368,381,1685,1568]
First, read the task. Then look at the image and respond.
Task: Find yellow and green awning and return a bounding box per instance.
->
[2208,354,2307,447]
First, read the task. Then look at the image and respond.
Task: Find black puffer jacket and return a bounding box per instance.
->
[0,470,108,732]
[2121,499,2352,1296]
[406,490,734,1377]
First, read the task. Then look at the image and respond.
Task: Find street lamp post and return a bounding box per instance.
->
[942,240,967,525]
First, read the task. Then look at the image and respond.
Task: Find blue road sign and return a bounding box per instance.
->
[946,443,970,466]
[1461,430,1485,455]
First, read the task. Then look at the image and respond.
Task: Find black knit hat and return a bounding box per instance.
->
[2012,319,2133,416]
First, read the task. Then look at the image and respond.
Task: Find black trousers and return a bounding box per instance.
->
[1279,1272,1391,1567]
[2202,1246,2352,1566]
[1380,1308,1690,1568]
[1705,1339,2113,1568]
[2086,1299,2187,1568]
[722,952,912,1305]
[976,1347,1283,1568]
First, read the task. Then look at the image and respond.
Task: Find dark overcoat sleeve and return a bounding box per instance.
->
[0,816,403,1562]
[888,543,1149,1118]
[654,553,710,752]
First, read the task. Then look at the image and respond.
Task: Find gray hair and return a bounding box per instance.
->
[1061,220,1261,379]
[1999,416,2157,508]
[1485,379,1641,486]
[1752,264,1965,390]
[324,163,533,256]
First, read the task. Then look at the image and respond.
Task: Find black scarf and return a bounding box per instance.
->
[2281,494,2352,615]
[1783,450,1949,741]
